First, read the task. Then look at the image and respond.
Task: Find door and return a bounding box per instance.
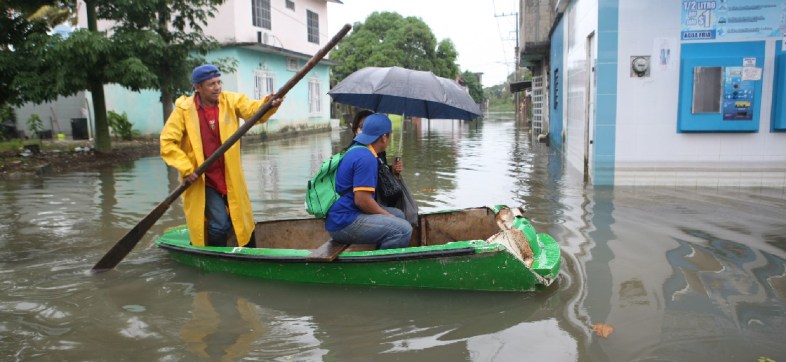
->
[584,32,596,183]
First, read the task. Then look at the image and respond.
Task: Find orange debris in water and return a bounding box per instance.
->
[592,323,614,338]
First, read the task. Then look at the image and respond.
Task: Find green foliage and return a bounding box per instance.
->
[26,114,44,138]
[0,105,17,125]
[483,68,533,112]
[3,0,229,151]
[460,71,484,104]
[52,29,158,95]
[0,105,18,140]
[0,3,63,107]
[106,111,134,140]
[0,139,24,153]
[97,0,233,122]
[485,83,515,112]
[330,12,460,83]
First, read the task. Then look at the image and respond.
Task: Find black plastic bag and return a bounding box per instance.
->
[394,177,419,226]
[377,159,403,200]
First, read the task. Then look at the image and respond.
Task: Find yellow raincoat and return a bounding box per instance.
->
[160,91,278,247]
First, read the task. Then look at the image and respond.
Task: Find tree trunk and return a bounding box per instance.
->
[85,0,111,153]
[157,9,173,125]
[91,80,111,152]
[161,89,174,124]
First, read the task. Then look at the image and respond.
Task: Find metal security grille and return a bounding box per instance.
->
[531,75,544,134]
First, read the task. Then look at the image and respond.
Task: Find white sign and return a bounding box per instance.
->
[743,57,757,68]
[653,37,677,71]
[742,67,762,81]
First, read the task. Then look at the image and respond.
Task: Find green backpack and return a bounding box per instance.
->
[305,145,366,218]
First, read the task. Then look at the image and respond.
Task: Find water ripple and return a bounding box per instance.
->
[1,120,785,360]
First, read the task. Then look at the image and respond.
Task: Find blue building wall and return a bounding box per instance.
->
[103,85,163,134]
[549,16,565,151]
[773,40,786,132]
[103,46,333,136]
[593,0,619,185]
[213,47,332,128]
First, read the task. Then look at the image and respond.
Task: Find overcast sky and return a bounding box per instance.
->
[326,0,519,88]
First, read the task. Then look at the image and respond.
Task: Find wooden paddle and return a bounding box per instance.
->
[91,24,353,271]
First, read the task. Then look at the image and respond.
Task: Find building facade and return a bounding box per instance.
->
[16,0,340,139]
[522,0,786,187]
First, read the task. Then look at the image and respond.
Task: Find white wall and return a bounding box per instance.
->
[564,0,598,175]
[201,0,239,43]
[76,0,330,57]
[275,0,331,54]
[15,93,88,138]
[615,0,786,188]
[207,0,329,56]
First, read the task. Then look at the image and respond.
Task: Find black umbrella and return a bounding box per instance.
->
[328,66,481,120]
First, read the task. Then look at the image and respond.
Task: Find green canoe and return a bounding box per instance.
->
[156,206,561,292]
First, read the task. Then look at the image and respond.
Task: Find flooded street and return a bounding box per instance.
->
[1,113,785,361]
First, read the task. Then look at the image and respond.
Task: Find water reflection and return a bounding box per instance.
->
[583,188,786,361]
[1,115,785,360]
[181,292,271,361]
[167,274,572,361]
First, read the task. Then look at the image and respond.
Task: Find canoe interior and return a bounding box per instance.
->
[158,206,561,291]
[254,207,500,251]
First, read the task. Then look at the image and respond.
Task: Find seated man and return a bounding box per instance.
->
[325,114,412,249]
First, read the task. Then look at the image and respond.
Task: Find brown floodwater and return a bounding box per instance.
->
[1,114,785,361]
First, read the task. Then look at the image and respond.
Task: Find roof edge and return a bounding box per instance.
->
[223,42,340,66]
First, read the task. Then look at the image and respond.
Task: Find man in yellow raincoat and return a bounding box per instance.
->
[160,64,281,247]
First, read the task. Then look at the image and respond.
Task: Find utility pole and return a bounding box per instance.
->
[495,11,520,121]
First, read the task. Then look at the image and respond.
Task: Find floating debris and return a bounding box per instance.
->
[122,304,147,313]
[592,323,615,338]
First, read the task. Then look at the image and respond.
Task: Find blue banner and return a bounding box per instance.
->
[681,0,785,40]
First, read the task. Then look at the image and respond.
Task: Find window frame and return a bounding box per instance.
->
[254,68,276,101]
[287,57,299,71]
[306,10,319,44]
[308,76,321,114]
[252,0,272,30]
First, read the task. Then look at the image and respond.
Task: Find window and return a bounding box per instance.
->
[308,77,321,114]
[254,68,275,100]
[286,0,294,11]
[692,66,722,113]
[553,68,559,110]
[307,10,319,44]
[252,0,271,30]
[287,57,299,71]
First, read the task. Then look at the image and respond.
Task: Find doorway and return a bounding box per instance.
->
[584,32,596,184]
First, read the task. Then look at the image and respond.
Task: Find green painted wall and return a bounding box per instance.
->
[103,46,334,136]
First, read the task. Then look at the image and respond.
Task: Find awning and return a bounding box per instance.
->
[509,80,532,93]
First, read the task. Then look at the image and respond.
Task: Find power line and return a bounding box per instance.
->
[491,0,509,59]
[494,10,518,80]
[491,0,512,78]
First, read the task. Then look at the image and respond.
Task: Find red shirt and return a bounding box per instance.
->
[196,95,227,195]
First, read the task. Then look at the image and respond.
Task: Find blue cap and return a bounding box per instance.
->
[192,64,221,85]
[354,113,392,145]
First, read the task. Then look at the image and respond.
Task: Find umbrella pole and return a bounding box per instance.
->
[397,112,405,160]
